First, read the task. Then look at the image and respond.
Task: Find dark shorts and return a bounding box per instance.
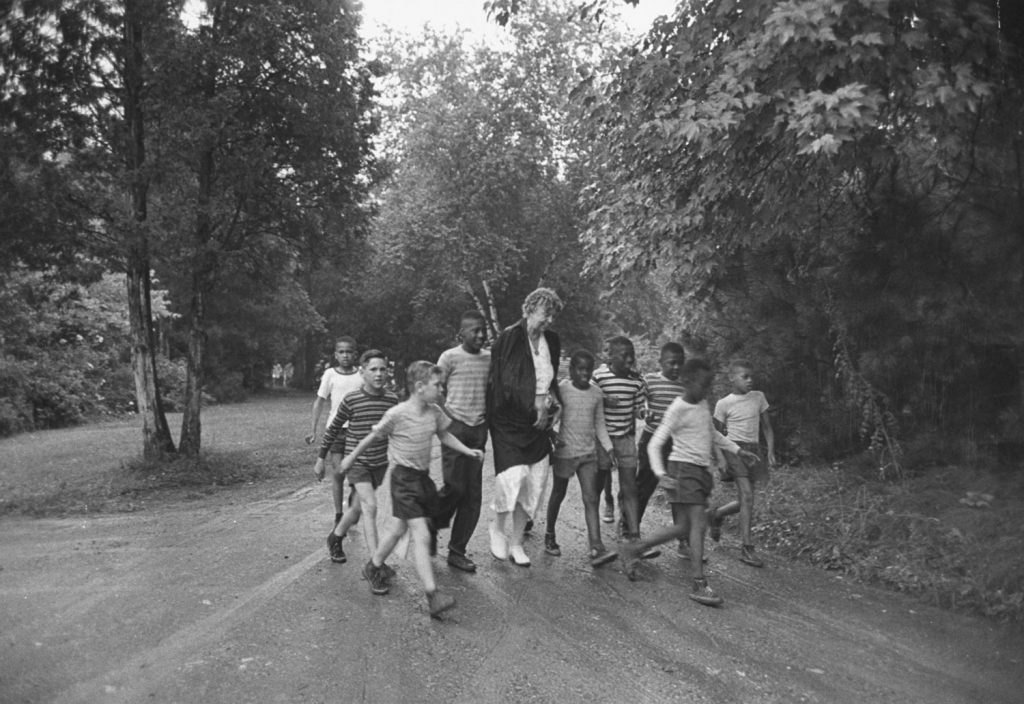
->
[596,434,638,472]
[327,429,346,456]
[552,453,598,480]
[348,463,387,490]
[390,465,439,520]
[723,442,769,485]
[661,461,713,506]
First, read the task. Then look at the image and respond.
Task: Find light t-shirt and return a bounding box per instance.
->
[317,367,363,425]
[532,334,553,395]
[713,391,769,444]
[554,379,612,459]
[653,397,740,467]
[373,401,451,472]
[437,346,490,426]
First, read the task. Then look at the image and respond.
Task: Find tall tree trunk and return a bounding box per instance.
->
[124,0,175,460]
[481,279,502,337]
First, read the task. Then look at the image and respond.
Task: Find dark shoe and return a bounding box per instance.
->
[363,560,389,595]
[447,552,477,573]
[379,562,396,580]
[619,542,640,581]
[544,533,561,556]
[523,519,534,534]
[602,501,615,523]
[327,532,346,563]
[689,577,723,606]
[427,591,456,618]
[589,546,617,567]
[740,544,765,568]
[707,508,723,542]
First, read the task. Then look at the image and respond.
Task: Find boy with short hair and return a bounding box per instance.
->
[433,310,491,573]
[707,359,776,568]
[307,336,362,526]
[620,358,759,606]
[593,336,647,546]
[344,361,484,619]
[543,350,618,566]
[315,350,398,565]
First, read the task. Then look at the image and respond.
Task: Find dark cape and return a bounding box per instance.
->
[485,319,561,474]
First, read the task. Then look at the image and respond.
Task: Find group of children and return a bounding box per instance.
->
[306,313,775,618]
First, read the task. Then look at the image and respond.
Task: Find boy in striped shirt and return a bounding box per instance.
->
[593,336,649,548]
[316,350,399,565]
[434,310,491,573]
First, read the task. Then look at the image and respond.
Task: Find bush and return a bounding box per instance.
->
[204,370,247,404]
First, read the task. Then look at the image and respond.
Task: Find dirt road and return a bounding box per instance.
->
[2,466,1022,703]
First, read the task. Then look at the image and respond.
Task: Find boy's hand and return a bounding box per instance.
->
[466,448,485,462]
[738,449,760,464]
[304,433,316,445]
[340,455,354,474]
[313,457,326,482]
[767,451,778,468]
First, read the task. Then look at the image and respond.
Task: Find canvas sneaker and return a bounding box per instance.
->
[543,533,561,556]
[689,577,724,606]
[327,532,346,563]
[740,544,765,568]
[363,560,389,595]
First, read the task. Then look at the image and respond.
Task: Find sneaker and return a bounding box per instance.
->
[740,544,765,568]
[707,508,723,542]
[363,560,389,595]
[589,546,617,567]
[618,542,640,581]
[544,533,561,556]
[689,577,723,606]
[427,591,456,618]
[523,519,534,534]
[602,501,615,523]
[379,562,396,580]
[447,552,477,573]
[327,532,346,563]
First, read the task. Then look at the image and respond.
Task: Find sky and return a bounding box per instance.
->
[360,0,679,38]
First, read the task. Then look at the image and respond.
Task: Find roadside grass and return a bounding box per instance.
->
[0,392,311,516]
[752,460,1024,625]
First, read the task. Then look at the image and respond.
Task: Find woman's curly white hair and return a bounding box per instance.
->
[521,287,563,317]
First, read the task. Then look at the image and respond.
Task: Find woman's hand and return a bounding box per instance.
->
[532,399,549,430]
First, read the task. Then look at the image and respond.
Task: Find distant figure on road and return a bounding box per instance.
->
[272,363,284,387]
[282,362,294,389]
[347,360,484,619]
[485,287,563,568]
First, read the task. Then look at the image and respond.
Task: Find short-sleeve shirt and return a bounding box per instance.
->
[554,379,610,459]
[713,391,769,444]
[592,364,647,437]
[373,401,451,472]
[437,346,490,427]
[643,372,686,434]
[316,368,363,425]
[319,387,399,466]
[653,398,740,467]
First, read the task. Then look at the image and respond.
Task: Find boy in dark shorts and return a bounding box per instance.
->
[707,359,776,567]
[619,359,758,606]
[543,350,618,566]
[315,350,398,565]
[342,361,484,619]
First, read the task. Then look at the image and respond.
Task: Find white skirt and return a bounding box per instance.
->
[491,457,551,516]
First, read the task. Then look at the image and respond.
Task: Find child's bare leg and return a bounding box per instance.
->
[545,476,570,534]
[686,504,707,578]
[671,502,691,538]
[407,517,437,593]
[352,482,379,554]
[715,498,740,520]
[736,477,754,545]
[329,453,346,518]
[334,489,363,537]
[636,521,687,552]
[372,518,407,567]
[579,467,603,549]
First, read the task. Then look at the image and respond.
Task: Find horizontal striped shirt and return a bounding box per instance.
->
[643,372,686,434]
[437,346,490,426]
[319,387,399,468]
[374,401,451,472]
[592,364,647,437]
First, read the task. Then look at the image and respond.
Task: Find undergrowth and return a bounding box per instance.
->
[756,461,1024,625]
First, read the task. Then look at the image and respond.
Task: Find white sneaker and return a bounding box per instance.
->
[489,524,508,560]
[508,544,531,567]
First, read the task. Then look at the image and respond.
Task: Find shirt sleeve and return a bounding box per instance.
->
[757,391,770,413]
[713,397,727,424]
[712,426,740,454]
[437,350,452,383]
[651,399,681,449]
[319,398,351,457]
[316,370,332,400]
[593,390,613,451]
[433,405,452,435]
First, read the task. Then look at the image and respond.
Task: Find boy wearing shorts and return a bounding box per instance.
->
[707,359,776,567]
[543,350,618,566]
[315,350,398,564]
[620,359,758,606]
[307,336,362,526]
[343,361,484,619]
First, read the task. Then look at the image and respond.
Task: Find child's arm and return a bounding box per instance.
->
[340,429,384,473]
[439,431,485,462]
[306,395,328,444]
[648,404,678,478]
[714,428,759,464]
[594,397,616,467]
[312,405,348,480]
[761,410,776,467]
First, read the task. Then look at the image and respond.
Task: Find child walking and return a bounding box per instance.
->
[620,359,758,606]
[543,350,618,566]
[707,359,776,567]
[433,310,491,574]
[636,342,686,532]
[344,361,484,619]
[307,336,363,527]
[315,350,398,565]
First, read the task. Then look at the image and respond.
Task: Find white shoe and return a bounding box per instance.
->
[508,544,531,567]
[489,524,508,560]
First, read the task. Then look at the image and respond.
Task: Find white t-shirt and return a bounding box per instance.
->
[714,391,769,444]
[532,334,553,396]
[653,397,739,467]
[317,367,363,425]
